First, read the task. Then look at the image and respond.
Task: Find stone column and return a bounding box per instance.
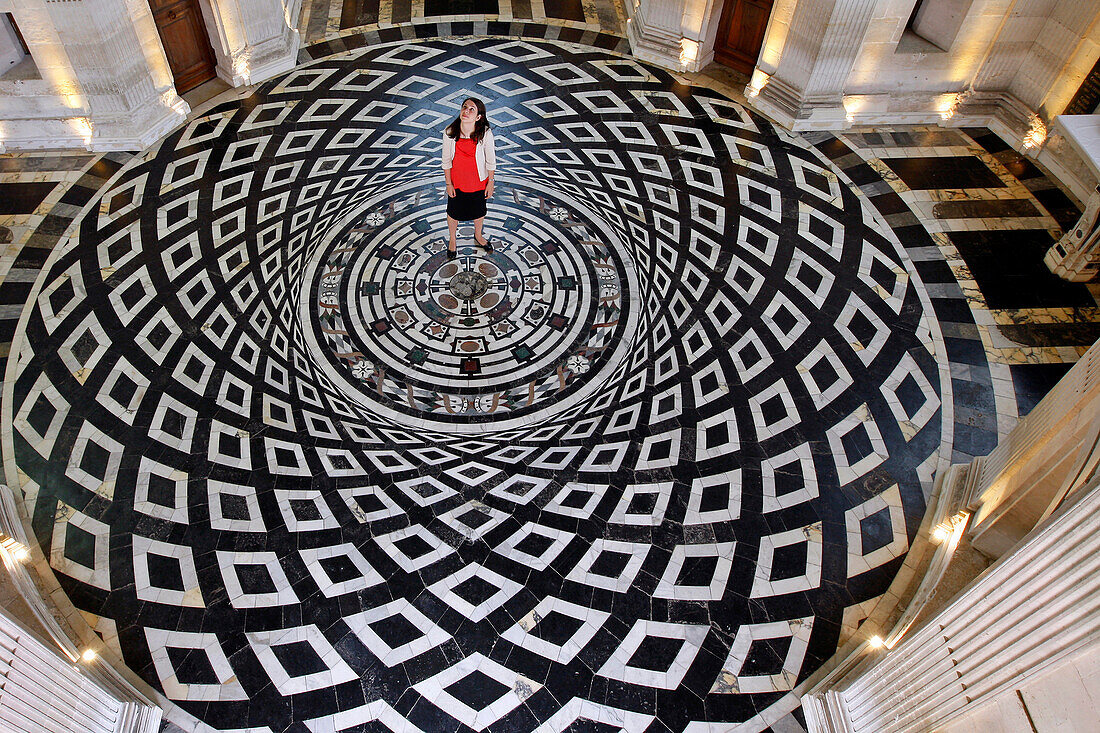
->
[803,469,1100,732]
[955,0,1100,152]
[0,0,189,150]
[625,0,725,73]
[962,338,1100,557]
[203,0,300,86]
[748,0,877,130]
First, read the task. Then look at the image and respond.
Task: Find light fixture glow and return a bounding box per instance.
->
[932,511,970,544]
[1022,114,1047,150]
[868,635,885,649]
[748,70,770,98]
[0,535,29,562]
[80,648,97,663]
[679,38,699,67]
[939,93,960,120]
[234,58,252,86]
[69,117,93,147]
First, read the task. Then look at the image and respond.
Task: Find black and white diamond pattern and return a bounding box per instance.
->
[4,36,945,732]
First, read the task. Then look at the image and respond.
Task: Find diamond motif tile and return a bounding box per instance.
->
[3,34,949,733]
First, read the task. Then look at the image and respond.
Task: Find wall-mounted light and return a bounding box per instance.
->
[868,635,886,649]
[1023,114,1047,150]
[0,535,29,562]
[234,58,252,86]
[939,93,960,121]
[747,70,770,98]
[842,95,865,124]
[931,511,969,545]
[80,648,97,663]
[69,117,92,147]
[679,38,699,68]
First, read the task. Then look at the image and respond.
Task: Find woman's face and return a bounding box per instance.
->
[460,100,482,123]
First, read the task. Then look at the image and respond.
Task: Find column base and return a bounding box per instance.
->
[748,76,852,132]
[949,91,1032,152]
[0,117,91,152]
[218,25,301,88]
[88,93,190,151]
[626,12,685,72]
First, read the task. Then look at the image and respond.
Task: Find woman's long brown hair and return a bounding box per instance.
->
[444,97,491,143]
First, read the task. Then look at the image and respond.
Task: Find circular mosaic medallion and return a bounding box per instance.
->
[307,180,634,421]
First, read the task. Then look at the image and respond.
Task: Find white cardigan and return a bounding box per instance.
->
[441,128,496,182]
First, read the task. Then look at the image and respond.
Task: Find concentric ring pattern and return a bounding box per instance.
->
[5,38,948,732]
[307,178,636,422]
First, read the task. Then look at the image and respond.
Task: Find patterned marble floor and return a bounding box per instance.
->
[300,0,626,45]
[0,24,1097,733]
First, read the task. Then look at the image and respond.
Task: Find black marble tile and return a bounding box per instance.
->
[511,0,532,18]
[948,229,1095,309]
[543,0,585,21]
[868,191,910,215]
[932,198,1039,219]
[961,128,1011,154]
[391,0,412,22]
[341,0,380,27]
[1031,186,1082,232]
[0,181,57,215]
[424,0,498,15]
[1009,363,1073,416]
[913,259,957,284]
[882,156,1006,190]
[930,297,975,325]
[998,322,1100,348]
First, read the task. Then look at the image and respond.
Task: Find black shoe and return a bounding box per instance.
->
[480,239,493,253]
[447,248,457,260]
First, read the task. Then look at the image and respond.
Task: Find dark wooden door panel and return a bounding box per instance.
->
[715,0,773,74]
[151,0,216,93]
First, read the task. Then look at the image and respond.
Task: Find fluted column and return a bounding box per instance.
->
[803,468,1100,732]
[625,0,724,73]
[749,0,877,130]
[204,0,301,86]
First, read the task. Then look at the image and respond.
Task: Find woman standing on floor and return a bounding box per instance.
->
[441,97,496,259]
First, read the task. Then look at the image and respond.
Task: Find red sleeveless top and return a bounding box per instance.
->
[451,138,486,192]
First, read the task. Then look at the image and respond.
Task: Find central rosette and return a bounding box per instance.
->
[306,178,637,422]
[448,270,491,301]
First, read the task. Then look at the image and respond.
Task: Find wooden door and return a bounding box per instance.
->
[714,0,774,75]
[149,0,216,93]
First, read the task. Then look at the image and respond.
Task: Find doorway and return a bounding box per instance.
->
[714,0,773,74]
[149,0,217,93]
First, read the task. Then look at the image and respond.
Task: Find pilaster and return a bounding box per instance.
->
[204,0,300,86]
[745,0,877,131]
[0,0,189,151]
[625,0,723,73]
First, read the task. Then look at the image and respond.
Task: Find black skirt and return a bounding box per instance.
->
[447,189,487,221]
